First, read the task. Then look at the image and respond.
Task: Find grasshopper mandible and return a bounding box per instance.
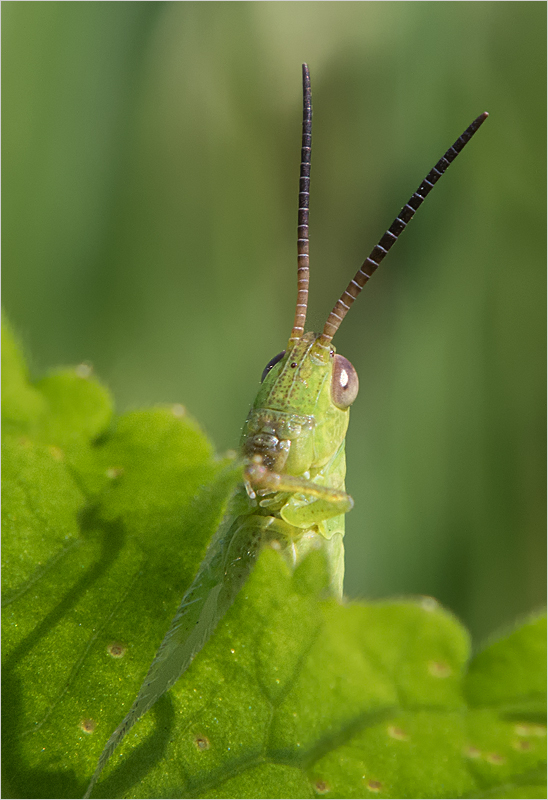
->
[85,64,487,797]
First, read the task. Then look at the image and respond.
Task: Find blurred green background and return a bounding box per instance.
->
[3,2,545,643]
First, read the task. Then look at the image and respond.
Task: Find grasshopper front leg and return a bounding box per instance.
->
[246,441,353,525]
[245,444,352,597]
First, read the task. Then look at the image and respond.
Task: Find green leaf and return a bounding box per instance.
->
[83,554,546,800]
[2,320,239,798]
[2,317,113,448]
[2,327,546,799]
[2,317,47,427]
[465,615,547,717]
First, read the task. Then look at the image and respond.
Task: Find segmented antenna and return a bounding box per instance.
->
[288,63,312,345]
[315,111,489,353]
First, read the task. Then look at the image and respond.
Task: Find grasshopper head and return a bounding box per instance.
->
[241,332,358,477]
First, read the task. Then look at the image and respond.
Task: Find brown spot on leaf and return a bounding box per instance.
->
[485,752,505,765]
[194,735,210,751]
[367,779,382,793]
[313,780,330,794]
[512,739,532,752]
[387,725,408,741]
[464,746,481,759]
[428,660,452,678]
[79,718,97,734]
[107,642,127,658]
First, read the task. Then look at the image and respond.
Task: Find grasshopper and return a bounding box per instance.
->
[85,64,487,797]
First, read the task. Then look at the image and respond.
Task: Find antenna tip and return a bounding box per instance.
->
[467,111,489,135]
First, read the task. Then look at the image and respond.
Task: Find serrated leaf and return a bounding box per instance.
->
[2,326,239,798]
[2,327,546,800]
[465,615,547,717]
[2,315,113,448]
[82,553,546,800]
[2,317,47,427]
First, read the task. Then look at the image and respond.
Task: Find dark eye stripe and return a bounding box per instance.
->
[261,350,286,383]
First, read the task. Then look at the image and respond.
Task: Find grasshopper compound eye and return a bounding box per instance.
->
[331,355,359,409]
[261,350,286,382]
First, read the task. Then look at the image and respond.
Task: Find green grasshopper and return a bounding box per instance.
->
[85,64,487,797]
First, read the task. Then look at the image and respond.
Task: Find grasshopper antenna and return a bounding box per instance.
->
[315,111,489,352]
[289,63,312,346]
